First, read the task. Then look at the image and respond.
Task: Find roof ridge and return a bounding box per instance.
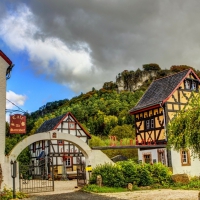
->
[152,69,191,83]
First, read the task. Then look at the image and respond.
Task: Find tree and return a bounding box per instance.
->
[109,124,134,140]
[143,63,161,71]
[89,135,106,147]
[167,92,200,158]
[18,147,31,164]
[170,65,194,73]
[5,122,9,137]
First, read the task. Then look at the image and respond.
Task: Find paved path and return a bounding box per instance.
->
[24,191,119,200]
[23,180,118,199]
[22,180,200,200]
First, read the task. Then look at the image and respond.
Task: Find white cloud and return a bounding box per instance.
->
[0,4,99,92]
[6,90,27,109]
[6,90,27,122]
[2,1,200,94]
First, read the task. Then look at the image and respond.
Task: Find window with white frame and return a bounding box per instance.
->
[192,82,197,90]
[146,120,150,129]
[185,80,190,89]
[146,118,154,129]
[181,149,191,166]
[143,153,152,164]
[76,157,80,164]
[66,157,72,166]
[151,119,154,128]
[157,149,166,165]
[69,122,75,129]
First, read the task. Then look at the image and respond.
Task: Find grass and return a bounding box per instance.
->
[82,179,200,193]
[82,184,137,193]
[170,180,200,190]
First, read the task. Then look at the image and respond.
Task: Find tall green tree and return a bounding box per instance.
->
[109,124,135,140]
[167,92,200,158]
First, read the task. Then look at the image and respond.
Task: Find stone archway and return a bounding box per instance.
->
[8,130,92,161]
[3,130,113,190]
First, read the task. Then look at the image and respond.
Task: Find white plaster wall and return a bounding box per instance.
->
[138,148,200,176]
[138,148,167,164]
[88,150,113,168]
[0,58,8,163]
[138,149,158,163]
[1,161,13,190]
[171,149,200,176]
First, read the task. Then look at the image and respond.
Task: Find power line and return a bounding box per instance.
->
[6,99,27,114]
[5,109,26,114]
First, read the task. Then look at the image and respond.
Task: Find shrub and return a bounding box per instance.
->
[0,187,28,200]
[89,163,125,187]
[116,160,140,185]
[116,162,155,187]
[89,161,173,188]
[137,164,153,186]
[150,162,172,185]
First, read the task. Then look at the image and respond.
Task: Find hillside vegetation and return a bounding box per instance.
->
[6,65,200,160]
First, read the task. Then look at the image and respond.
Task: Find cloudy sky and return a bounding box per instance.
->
[1,0,200,114]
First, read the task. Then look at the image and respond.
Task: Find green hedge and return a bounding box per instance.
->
[89,163,125,187]
[89,161,172,187]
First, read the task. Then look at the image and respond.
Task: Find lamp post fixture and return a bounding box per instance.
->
[6,64,14,80]
[10,160,17,199]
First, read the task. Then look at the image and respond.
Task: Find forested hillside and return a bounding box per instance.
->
[25,64,200,137]
[6,65,200,161]
[27,89,143,137]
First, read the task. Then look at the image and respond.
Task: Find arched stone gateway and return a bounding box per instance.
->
[3,130,113,190]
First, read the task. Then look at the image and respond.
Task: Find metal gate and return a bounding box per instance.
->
[19,158,54,194]
[77,164,86,187]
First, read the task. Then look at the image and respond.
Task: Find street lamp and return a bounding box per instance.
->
[10,160,17,199]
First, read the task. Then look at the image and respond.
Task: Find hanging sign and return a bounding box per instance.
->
[10,114,26,134]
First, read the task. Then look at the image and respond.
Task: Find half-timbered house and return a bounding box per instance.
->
[30,112,91,179]
[129,69,200,176]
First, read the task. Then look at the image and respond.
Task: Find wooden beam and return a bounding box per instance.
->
[92,144,167,150]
